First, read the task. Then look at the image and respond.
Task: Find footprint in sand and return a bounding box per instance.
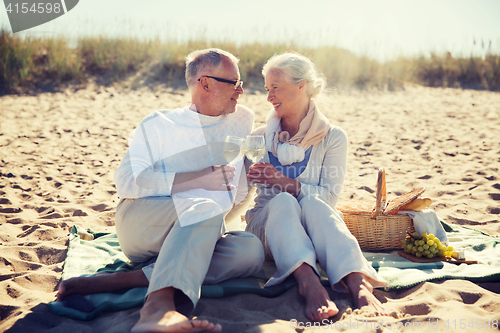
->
[358,186,375,194]
[72,209,88,216]
[90,203,112,212]
[0,207,22,213]
[487,207,500,214]
[6,217,26,224]
[40,212,64,219]
[489,193,500,201]
[12,184,31,192]
[16,225,40,238]
[402,303,433,316]
[35,206,55,214]
[457,291,483,305]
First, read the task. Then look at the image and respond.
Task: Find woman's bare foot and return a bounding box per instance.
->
[131,287,222,333]
[344,272,387,315]
[56,270,149,301]
[293,263,339,321]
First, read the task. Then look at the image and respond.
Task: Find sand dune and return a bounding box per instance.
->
[1,83,499,332]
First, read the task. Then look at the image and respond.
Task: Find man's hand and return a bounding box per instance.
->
[172,165,236,194]
[198,165,237,191]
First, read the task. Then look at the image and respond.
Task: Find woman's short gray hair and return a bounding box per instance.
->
[185,48,239,87]
[262,52,326,99]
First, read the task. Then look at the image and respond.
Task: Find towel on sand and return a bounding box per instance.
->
[48,221,500,321]
[398,209,449,243]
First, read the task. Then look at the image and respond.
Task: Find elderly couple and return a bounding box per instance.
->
[56,49,388,332]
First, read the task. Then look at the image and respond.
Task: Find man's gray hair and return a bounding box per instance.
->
[185,48,240,87]
[262,52,326,99]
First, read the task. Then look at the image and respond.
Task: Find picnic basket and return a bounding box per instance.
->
[337,169,423,251]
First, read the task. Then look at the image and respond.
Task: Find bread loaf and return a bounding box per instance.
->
[78,230,94,241]
[399,198,432,211]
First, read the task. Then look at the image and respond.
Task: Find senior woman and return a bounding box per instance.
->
[246,52,388,321]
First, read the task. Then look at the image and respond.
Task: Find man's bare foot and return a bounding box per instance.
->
[56,270,149,301]
[131,309,221,333]
[57,275,104,301]
[293,263,339,321]
[344,272,388,315]
[131,287,222,333]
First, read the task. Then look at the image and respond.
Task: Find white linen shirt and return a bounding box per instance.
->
[114,105,254,203]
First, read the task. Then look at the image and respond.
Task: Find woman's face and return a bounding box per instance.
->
[265,69,305,119]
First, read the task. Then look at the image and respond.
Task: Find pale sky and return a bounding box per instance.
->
[1,0,500,61]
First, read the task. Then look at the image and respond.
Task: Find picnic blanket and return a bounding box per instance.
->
[48,221,500,320]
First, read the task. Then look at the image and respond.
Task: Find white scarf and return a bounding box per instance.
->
[264,101,330,165]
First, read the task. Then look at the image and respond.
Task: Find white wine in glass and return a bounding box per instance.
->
[245,147,266,163]
[223,136,245,164]
[245,135,266,163]
[245,135,266,187]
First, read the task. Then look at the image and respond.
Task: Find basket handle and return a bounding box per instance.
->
[372,169,386,218]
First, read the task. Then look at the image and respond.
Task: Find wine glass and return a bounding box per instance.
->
[220,136,245,201]
[223,136,245,164]
[245,135,266,163]
[245,135,266,187]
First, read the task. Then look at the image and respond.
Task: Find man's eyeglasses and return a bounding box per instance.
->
[198,76,243,90]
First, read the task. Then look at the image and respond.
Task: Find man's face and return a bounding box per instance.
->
[208,58,244,116]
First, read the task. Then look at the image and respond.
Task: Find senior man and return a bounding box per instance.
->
[57,49,264,333]
[117,48,264,332]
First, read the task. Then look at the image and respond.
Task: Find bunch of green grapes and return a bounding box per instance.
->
[402,231,453,259]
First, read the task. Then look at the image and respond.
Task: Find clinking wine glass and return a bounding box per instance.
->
[221,136,245,200]
[245,135,266,187]
[223,136,245,164]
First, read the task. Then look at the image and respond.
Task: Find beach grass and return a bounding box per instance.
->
[1,28,499,93]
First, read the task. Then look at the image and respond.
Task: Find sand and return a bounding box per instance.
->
[1,83,499,332]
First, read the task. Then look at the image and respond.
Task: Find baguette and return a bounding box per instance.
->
[399,198,432,211]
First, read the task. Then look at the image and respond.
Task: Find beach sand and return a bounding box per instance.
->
[1,83,499,332]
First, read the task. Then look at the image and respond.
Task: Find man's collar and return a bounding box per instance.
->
[187,103,198,113]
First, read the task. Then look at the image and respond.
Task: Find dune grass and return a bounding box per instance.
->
[1,29,499,94]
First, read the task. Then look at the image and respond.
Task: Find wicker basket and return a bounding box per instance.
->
[337,169,418,251]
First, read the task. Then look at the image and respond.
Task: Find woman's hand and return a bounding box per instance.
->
[247,162,301,197]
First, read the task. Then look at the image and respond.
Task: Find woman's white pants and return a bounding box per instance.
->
[246,193,387,291]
